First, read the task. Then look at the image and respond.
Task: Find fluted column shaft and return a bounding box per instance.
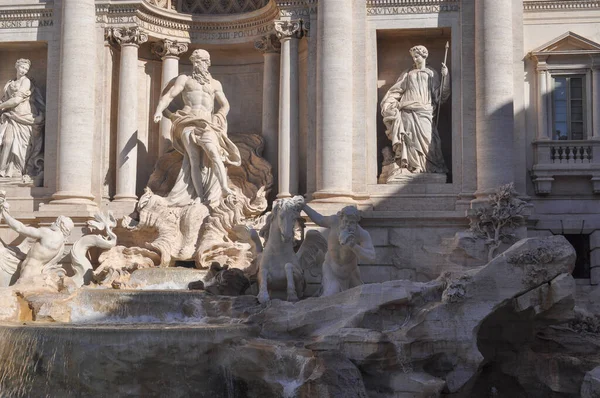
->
[111,27,147,202]
[255,35,281,193]
[152,40,188,154]
[275,21,302,199]
[314,0,354,198]
[52,0,97,204]
[475,0,515,196]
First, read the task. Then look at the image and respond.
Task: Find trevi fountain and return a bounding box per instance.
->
[0,0,599,397]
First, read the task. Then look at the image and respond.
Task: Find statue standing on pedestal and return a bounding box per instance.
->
[153,49,241,207]
[380,45,449,178]
[0,59,45,182]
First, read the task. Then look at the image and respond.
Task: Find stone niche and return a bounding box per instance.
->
[376,28,452,184]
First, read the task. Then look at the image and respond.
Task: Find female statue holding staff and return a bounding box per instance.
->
[380,45,450,174]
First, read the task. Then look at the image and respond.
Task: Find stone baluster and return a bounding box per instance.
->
[475,0,515,197]
[313,0,355,201]
[109,27,148,202]
[51,0,97,205]
[254,34,281,192]
[152,39,188,155]
[274,20,302,199]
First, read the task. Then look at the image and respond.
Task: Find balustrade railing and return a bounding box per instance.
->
[550,143,593,164]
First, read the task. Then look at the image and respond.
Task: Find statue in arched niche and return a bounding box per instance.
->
[380,45,449,183]
[0,59,45,185]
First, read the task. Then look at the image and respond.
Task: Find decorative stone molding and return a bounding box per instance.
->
[106,27,149,46]
[151,39,188,59]
[0,7,53,29]
[524,0,600,11]
[274,20,304,40]
[366,0,459,15]
[254,34,281,54]
[97,1,279,43]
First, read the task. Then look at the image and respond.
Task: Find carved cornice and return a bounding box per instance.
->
[106,26,149,46]
[97,1,279,43]
[366,0,459,15]
[524,0,600,11]
[0,7,53,29]
[274,19,304,39]
[254,34,281,53]
[151,39,188,58]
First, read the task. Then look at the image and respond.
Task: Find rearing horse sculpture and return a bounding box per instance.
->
[256,195,327,304]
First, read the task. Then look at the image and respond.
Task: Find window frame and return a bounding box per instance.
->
[550,73,587,140]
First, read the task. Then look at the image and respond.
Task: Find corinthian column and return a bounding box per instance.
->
[51,0,97,204]
[152,39,188,155]
[255,34,281,193]
[314,1,354,200]
[109,27,147,202]
[274,20,302,198]
[475,1,514,196]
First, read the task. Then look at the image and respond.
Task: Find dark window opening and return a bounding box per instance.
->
[562,234,590,279]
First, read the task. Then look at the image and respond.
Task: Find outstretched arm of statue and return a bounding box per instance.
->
[438,63,451,104]
[1,208,42,240]
[349,228,376,261]
[302,204,333,229]
[213,80,230,118]
[153,75,187,123]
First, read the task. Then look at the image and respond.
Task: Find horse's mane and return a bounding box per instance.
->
[258,196,304,243]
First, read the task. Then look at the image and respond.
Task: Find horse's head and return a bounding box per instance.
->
[261,195,304,244]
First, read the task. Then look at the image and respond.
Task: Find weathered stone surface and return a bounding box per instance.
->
[582,366,600,398]
[0,288,22,321]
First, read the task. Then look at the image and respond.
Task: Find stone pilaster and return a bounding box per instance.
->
[109,27,148,202]
[274,20,303,198]
[151,39,189,155]
[536,66,550,140]
[313,0,355,201]
[593,68,600,140]
[474,0,515,198]
[255,34,281,195]
[51,0,97,206]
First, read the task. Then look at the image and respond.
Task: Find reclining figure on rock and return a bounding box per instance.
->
[302,204,376,297]
[256,195,327,303]
[0,191,73,289]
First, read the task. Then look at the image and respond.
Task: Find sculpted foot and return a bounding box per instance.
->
[257,291,270,304]
[286,291,299,302]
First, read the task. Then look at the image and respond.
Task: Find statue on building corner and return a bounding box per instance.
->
[0,59,45,186]
[380,44,450,184]
[153,49,242,208]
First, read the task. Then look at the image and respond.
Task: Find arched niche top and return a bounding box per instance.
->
[97,0,281,45]
[146,0,270,15]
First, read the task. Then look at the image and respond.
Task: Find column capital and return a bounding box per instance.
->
[274,20,305,40]
[151,39,189,59]
[254,34,281,54]
[106,27,148,47]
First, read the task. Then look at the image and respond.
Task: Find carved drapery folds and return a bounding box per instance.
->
[106,27,149,47]
[254,34,281,54]
[151,39,188,59]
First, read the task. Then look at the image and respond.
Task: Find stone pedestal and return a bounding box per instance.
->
[111,27,148,202]
[152,39,188,155]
